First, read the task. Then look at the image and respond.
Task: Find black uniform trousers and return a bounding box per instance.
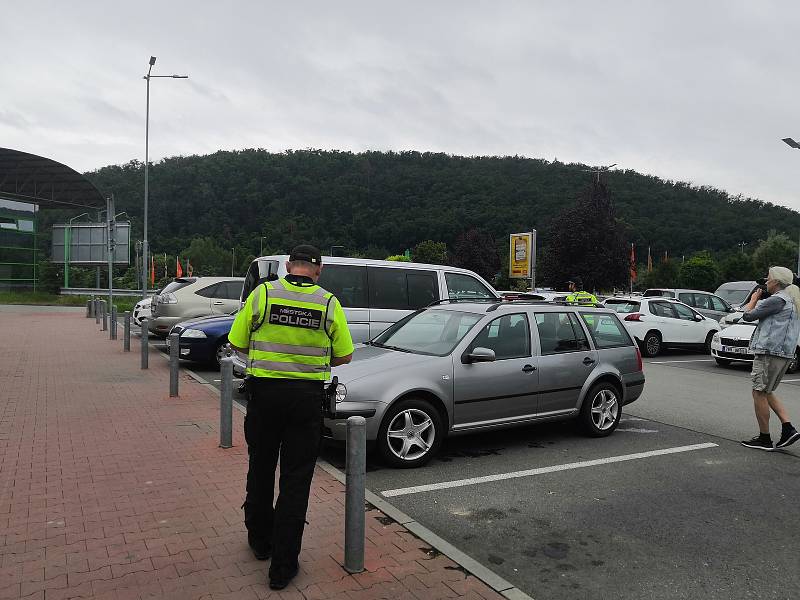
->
[242,377,323,575]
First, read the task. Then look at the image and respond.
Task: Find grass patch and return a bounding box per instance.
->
[0,292,138,313]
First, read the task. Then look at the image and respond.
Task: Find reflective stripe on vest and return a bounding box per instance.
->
[249,359,329,374]
[250,340,329,357]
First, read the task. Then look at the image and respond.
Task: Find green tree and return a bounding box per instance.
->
[451,228,501,283]
[751,231,796,276]
[678,251,721,290]
[385,254,411,262]
[719,252,757,282]
[412,240,448,265]
[539,175,628,291]
[181,237,230,276]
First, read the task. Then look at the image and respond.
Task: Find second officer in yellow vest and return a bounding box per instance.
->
[565,277,599,306]
[228,244,353,590]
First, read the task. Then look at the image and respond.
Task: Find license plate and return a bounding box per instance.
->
[722,345,748,354]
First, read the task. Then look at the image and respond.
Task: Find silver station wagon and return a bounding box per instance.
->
[326,300,645,468]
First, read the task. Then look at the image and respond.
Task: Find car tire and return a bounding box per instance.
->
[641,331,662,357]
[214,338,232,368]
[704,332,715,354]
[377,397,444,469]
[580,382,622,437]
[788,350,799,375]
[715,358,731,367]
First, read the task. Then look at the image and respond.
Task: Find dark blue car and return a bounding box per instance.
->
[169,314,236,367]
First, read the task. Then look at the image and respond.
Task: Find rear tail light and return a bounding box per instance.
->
[635,346,643,371]
[161,292,178,304]
[624,313,643,321]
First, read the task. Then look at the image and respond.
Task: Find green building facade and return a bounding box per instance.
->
[0,198,37,290]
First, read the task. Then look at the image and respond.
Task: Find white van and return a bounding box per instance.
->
[232,255,500,376]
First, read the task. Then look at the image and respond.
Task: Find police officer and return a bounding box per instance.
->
[228,244,353,590]
[565,277,598,306]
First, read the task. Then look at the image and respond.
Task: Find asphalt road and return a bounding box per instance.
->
[159,339,800,599]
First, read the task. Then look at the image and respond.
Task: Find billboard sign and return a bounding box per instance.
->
[509,232,534,279]
[52,222,131,265]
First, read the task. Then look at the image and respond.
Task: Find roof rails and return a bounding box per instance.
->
[486,299,604,312]
[426,297,503,307]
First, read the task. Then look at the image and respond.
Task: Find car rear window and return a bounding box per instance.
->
[161,278,196,294]
[643,289,675,298]
[604,299,640,313]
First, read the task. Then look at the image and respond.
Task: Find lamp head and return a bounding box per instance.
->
[149,56,157,66]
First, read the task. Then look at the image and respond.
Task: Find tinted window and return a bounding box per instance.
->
[374,309,483,356]
[604,300,641,314]
[242,259,279,303]
[535,312,590,355]
[368,267,407,309]
[678,292,695,306]
[218,281,244,300]
[196,283,219,298]
[582,313,632,348]
[407,271,438,308]
[161,278,196,294]
[644,289,675,298]
[445,272,495,300]
[319,264,368,308]
[673,303,698,320]
[468,314,531,360]
[649,301,677,318]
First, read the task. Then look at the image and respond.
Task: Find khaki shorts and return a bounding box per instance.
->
[751,354,791,393]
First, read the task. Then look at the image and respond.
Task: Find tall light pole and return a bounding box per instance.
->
[783,139,800,271]
[260,236,266,256]
[65,212,89,289]
[782,137,800,150]
[142,56,188,298]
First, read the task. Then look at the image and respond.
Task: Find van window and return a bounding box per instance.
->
[196,283,219,298]
[407,272,438,308]
[242,260,279,302]
[367,267,438,310]
[318,264,367,308]
[445,272,494,300]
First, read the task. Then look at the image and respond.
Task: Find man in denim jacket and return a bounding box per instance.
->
[740,266,800,450]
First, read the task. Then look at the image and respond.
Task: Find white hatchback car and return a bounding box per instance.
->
[603,296,720,357]
[710,322,800,373]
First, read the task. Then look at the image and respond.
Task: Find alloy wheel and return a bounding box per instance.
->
[386,409,436,461]
[591,389,619,431]
[645,334,660,356]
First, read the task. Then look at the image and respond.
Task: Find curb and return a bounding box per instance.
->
[317,460,535,600]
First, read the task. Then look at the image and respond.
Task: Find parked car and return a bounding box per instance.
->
[710,322,800,373]
[232,255,501,377]
[132,297,152,327]
[643,288,735,321]
[325,300,644,467]
[149,277,244,338]
[603,296,720,357]
[167,312,237,367]
[714,280,758,308]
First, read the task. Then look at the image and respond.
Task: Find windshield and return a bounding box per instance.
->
[717,288,751,306]
[372,309,484,356]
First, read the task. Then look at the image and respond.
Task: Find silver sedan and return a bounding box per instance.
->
[325,301,645,468]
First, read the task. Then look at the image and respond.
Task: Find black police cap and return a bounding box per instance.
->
[289,244,322,265]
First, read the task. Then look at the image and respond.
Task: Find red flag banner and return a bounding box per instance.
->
[150,255,155,286]
[176,256,183,278]
[187,259,193,277]
[629,244,637,282]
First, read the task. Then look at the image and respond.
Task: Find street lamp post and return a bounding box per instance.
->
[142,56,188,299]
[782,138,800,150]
[65,212,89,289]
[260,236,266,256]
[783,139,800,272]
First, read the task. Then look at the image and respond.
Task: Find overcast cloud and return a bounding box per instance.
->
[2,1,799,209]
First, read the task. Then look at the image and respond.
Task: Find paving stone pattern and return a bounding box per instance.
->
[0,308,503,599]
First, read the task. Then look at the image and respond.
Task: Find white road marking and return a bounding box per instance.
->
[380,442,718,497]
[649,359,716,364]
[616,427,659,433]
[620,417,647,422]
[781,378,800,383]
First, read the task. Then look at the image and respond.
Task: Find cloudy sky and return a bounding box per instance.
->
[2,1,799,209]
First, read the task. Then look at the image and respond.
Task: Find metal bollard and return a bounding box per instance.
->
[169,333,179,397]
[110,306,118,340]
[140,318,149,369]
[101,301,107,331]
[123,312,131,352]
[95,299,100,324]
[219,358,233,448]
[86,299,92,318]
[344,416,366,573]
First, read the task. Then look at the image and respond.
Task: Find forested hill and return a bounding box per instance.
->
[72,149,798,259]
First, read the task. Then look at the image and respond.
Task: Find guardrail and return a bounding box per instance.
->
[61,287,145,297]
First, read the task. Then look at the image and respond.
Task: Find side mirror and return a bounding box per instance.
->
[694,314,704,321]
[464,347,496,363]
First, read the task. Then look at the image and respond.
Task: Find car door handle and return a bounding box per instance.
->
[521,364,536,373]
[583,357,596,365]
[212,301,225,305]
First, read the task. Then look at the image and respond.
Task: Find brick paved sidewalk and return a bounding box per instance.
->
[0,307,503,600]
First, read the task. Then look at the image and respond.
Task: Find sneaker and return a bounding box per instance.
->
[776,428,800,449]
[741,435,773,451]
